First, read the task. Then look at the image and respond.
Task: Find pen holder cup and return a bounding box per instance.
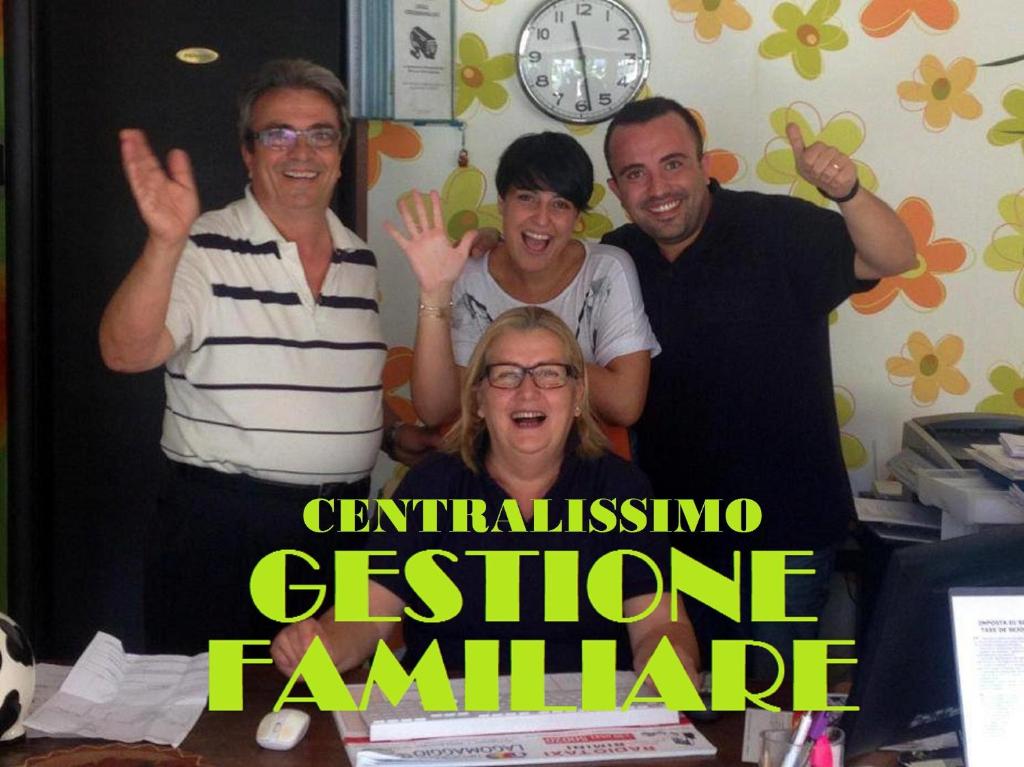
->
[760,727,844,767]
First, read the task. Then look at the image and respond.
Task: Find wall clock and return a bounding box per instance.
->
[516,0,650,124]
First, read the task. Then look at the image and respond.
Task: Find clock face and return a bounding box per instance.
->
[517,0,650,124]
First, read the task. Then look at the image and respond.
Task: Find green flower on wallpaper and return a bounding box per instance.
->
[759,0,848,81]
[455,33,516,117]
[984,190,1024,307]
[988,89,1024,157]
[567,123,598,138]
[573,185,615,241]
[399,166,502,243]
[757,103,879,206]
[976,364,1024,416]
[835,387,868,470]
[443,167,503,242]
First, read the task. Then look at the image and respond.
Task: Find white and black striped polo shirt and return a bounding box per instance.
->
[161,187,385,484]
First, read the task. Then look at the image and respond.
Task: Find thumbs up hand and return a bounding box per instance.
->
[786,122,859,203]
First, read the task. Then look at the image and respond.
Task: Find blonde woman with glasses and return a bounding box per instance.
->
[272,307,698,681]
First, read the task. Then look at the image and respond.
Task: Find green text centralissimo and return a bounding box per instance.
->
[304,497,763,535]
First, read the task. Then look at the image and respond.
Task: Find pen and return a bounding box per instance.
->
[807,712,833,767]
[807,711,830,741]
[780,711,813,767]
[809,734,832,767]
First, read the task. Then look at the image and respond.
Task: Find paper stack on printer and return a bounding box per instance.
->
[967,434,1024,483]
[1003,433,1024,511]
[1001,432,1024,458]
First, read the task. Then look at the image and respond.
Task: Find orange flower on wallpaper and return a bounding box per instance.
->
[367,121,422,189]
[670,0,752,43]
[851,197,967,314]
[860,0,958,38]
[886,331,969,406]
[383,346,418,425]
[691,109,742,185]
[897,55,981,131]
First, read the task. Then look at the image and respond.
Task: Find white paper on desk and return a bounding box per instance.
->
[26,663,72,738]
[854,497,942,529]
[23,632,209,747]
[741,709,792,762]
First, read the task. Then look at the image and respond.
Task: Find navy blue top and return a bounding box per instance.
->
[370,450,667,672]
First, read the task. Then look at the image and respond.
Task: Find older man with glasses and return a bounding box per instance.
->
[100,58,439,654]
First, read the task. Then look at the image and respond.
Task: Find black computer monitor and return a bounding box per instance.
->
[842,524,1024,756]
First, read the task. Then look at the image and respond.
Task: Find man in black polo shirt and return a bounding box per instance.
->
[601,97,915,673]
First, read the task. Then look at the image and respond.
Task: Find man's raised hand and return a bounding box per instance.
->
[120,129,200,247]
[786,122,859,203]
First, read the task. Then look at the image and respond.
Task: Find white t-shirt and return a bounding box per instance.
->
[450,242,660,366]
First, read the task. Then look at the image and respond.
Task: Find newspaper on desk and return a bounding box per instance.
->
[23,631,208,746]
[335,717,717,767]
[333,673,716,766]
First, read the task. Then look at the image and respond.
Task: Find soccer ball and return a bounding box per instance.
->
[0,612,35,742]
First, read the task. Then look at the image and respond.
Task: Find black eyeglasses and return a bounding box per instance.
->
[246,126,342,150]
[482,363,578,390]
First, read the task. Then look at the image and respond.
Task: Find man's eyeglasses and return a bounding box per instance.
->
[247,127,342,150]
[482,363,578,390]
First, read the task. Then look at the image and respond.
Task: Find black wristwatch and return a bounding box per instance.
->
[818,178,860,204]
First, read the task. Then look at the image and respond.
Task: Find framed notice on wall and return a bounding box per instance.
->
[392,0,452,120]
[347,0,454,122]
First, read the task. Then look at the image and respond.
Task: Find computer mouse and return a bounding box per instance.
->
[256,708,311,751]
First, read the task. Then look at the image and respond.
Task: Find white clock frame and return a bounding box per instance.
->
[516,0,651,125]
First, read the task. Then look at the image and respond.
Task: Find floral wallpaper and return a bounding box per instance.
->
[370,0,1024,492]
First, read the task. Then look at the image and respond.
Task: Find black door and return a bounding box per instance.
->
[7,0,347,656]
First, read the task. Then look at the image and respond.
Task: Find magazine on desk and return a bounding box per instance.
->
[332,672,717,767]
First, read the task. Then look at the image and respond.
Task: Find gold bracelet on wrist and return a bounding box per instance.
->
[418,300,453,320]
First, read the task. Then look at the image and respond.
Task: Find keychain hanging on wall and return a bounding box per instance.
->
[457,122,469,167]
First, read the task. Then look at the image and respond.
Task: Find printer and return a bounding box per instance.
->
[899,413,1024,471]
[888,413,1024,537]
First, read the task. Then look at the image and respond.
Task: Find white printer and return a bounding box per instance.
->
[888,413,1024,538]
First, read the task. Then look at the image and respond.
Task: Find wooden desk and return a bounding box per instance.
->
[2,669,890,766]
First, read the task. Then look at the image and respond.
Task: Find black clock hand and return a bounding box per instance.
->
[571,20,593,111]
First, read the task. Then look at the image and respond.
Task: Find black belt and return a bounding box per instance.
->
[169,460,371,499]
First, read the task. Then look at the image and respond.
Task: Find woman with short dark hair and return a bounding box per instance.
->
[386,132,658,433]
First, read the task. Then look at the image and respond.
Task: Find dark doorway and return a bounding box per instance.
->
[7,0,348,657]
